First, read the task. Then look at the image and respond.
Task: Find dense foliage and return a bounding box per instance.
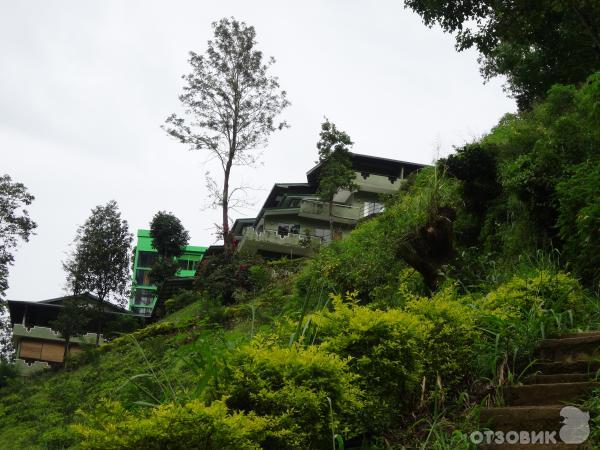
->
[63,200,132,307]
[0,174,36,361]
[1,11,599,448]
[404,0,600,109]
[316,119,358,237]
[148,211,190,285]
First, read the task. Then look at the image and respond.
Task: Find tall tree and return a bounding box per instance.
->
[0,174,37,361]
[49,298,89,367]
[404,0,600,109]
[63,200,132,344]
[316,120,357,239]
[164,17,289,255]
[149,211,190,285]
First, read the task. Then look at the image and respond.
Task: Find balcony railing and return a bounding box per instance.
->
[13,324,104,344]
[361,202,385,219]
[238,227,323,256]
[299,199,361,223]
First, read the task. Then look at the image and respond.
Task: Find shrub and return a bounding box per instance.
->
[480,270,586,323]
[312,293,427,433]
[72,399,271,449]
[556,160,600,288]
[406,288,480,395]
[220,344,362,448]
[0,361,17,388]
[296,215,401,302]
[164,290,202,314]
[196,255,265,305]
[472,270,588,383]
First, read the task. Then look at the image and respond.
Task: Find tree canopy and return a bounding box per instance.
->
[63,200,132,307]
[0,174,37,300]
[316,120,357,237]
[404,0,600,109]
[164,17,289,254]
[149,211,190,285]
[0,174,36,361]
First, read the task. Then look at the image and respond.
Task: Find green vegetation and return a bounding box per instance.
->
[148,211,190,286]
[316,119,358,238]
[163,17,289,255]
[0,174,37,361]
[1,11,599,450]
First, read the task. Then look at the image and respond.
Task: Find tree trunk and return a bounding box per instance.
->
[328,201,334,241]
[95,301,103,345]
[396,207,457,294]
[223,92,238,257]
[63,336,70,368]
[222,160,233,256]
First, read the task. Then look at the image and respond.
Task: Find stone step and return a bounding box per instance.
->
[559,331,600,339]
[481,405,566,432]
[537,335,600,362]
[503,382,598,406]
[477,406,587,449]
[524,373,595,384]
[532,360,600,375]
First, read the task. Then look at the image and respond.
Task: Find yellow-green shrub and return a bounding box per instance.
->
[220,344,362,448]
[480,270,586,321]
[406,287,480,395]
[72,399,270,450]
[312,293,428,433]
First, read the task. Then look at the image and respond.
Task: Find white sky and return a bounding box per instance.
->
[2,1,515,300]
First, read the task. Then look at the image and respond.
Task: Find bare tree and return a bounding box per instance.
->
[164,17,289,255]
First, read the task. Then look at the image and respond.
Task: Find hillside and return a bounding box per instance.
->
[0,74,599,449]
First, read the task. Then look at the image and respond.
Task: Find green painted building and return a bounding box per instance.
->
[129,229,207,316]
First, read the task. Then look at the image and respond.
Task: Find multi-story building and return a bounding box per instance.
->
[236,153,425,257]
[7,293,140,375]
[129,229,207,316]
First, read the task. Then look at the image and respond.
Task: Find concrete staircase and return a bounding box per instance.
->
[478,332,600,449]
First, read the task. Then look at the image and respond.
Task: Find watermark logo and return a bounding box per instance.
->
[560,406,590,444]
[469,406,590,445]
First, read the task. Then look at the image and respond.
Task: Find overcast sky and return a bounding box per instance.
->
[2,1,515,301]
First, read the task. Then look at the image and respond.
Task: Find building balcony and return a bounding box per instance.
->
[354,172,405,195]
[298,199,361,224]
[14,359,50,376]
[12,324,104,345]
[237,227,322,257]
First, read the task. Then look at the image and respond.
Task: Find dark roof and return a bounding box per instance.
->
[232,218,256,236]
[7,294,143,326]
[36,292,130,313]
[254,183,316,224]
[306,152,427,185]
[204,245,224,257]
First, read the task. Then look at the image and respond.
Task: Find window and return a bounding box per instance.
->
[288,198,301,208]
[137,251,158,268]
[132,306,152,316]
[135,269,152,286]
[277,224,289,237]
[277,224,300,237]
[134,289,155,306]
[363,202,384,217]
[177,259,198,271]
